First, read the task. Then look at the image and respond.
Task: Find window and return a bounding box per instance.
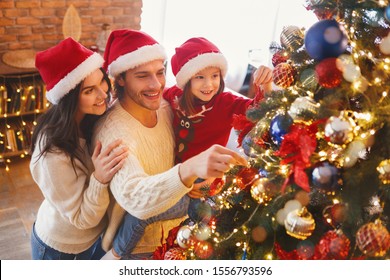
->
[141,0,317,90]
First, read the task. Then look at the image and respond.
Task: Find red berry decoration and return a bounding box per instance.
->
[314,230,350,259]
[356,220,390,257]
[273,62,296,88]
[315,57,343,88]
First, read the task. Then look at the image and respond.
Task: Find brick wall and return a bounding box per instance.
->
[0,0,143,52]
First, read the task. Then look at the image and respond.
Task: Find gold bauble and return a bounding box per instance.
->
[284,207,316,240]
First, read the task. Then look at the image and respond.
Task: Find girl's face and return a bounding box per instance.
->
[190,66,221,102]
[76,69,109,120]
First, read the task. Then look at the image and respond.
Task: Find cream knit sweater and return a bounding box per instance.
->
[93,100,191,254]
[30,137,109,254]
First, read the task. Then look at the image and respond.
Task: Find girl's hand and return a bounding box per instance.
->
[92,139,129,184]
[253,65,273,92]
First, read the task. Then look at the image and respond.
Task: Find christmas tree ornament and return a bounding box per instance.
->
[276,208,288,225]
[296,239,315,259]
[284,207,316,240]
[208,177,225,196]
[164,247,186,260]
[377,159,390,184]
[295,190,310,207]
[284,199,302,213]
[336,54,354,69]
[250,178,278,204]
[324,114,355,145]
[304,19,348,60]
[272,51,289,67]
[236,167,259,189]
[342,140,367,168]
[280,25,305,50]
[355,220,390,257]
[288,96,320,121]
[251,226,268,243]
[194,240,214,259]
[272,62,296,88]
[315,230,350,259]
[352,76,369,93]
[269,112,293,145]
[315,57,343,88]
[342,63,361,83]
[311,161,341,191]
[384,5,390,22]
[193,223,211,241]
[322,203,347,227]
[176,225,195,249]
[299,68,318,90]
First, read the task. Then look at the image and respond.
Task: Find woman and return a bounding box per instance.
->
[30,37,128,260]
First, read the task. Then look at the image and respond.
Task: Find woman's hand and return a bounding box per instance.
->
[253,65,273,92]
[92,139,128,184]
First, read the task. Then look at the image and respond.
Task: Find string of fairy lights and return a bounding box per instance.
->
[0,72,47,171]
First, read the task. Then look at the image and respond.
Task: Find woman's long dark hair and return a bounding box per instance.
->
[178,70,225,116]
[31,68,111,171]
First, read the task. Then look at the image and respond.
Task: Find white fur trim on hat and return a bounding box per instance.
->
[108,43,167,77]
[46,52,104,105]
[175,52,228,89]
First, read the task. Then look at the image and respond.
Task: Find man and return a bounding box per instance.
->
[93,29,247,259]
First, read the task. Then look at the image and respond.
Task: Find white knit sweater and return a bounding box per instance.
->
[93,100,191,254]
[30,137,109,254]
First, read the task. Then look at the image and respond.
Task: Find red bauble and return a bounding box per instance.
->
[208,177,225,196]
[236,167,259,190]
[356,221,390,257]
[164,247,186,260]
[315,57,342,88]
[314,230,350,259]
[194,241,214,259]
[273,62,296,88]
[272,51,289,67]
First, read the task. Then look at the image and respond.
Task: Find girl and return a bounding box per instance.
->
[30,38,128,260]
[104,37,272,260]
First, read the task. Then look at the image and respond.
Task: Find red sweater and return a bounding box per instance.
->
[164,86,253,163]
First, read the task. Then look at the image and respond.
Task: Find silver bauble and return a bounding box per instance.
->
[176,225,194,249]
[324,115,355,145]
[288,96,320,120]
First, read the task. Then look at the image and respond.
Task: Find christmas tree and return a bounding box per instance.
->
[155,0,390,260]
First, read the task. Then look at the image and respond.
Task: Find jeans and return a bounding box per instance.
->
[112,195,190,257]
[30,223,105,260]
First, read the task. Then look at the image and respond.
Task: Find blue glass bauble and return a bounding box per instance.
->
[242,134,253,157]
[269,113,293,145]
[311,162,340,191]
[385,5,390,22]
[304,19,348,60]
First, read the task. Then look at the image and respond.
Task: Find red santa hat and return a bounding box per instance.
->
[35,37,104,105]
[103,29,167,77]
[171,37,228,89]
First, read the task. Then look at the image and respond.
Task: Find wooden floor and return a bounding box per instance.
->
[0,156,43,260]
